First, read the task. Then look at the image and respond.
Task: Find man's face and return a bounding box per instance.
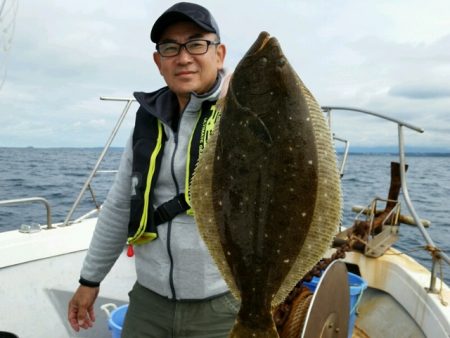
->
[153,21,226,99]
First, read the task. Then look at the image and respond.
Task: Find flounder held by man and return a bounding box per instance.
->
[190,32,342,337]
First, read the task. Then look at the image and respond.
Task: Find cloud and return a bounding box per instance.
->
[1,0,450,150]
[389,84,450,100]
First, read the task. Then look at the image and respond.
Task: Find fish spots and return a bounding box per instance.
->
[308,160,313,165]
[216,155,221,161]
[283,259,290,263]
[227,251,231,256]
[302,212,307,217]
[289,187,294,192]
[218,200,223,206]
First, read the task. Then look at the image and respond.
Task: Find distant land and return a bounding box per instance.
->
[335,146,450,156]
[1,146,450,156]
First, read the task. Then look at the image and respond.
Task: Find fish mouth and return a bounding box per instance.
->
[246,31,273,56]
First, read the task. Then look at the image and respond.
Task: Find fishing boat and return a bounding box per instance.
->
[0,100,448,338]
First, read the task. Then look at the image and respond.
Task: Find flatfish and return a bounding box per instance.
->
[190,32,341,337]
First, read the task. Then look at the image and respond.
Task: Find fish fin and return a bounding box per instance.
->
[216,96,226,113]
[273,78,342,306]
[229,321,278,338]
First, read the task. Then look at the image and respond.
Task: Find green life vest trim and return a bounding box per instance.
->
[185,104,221,215]
[184,110,203,214]
[128,102,221,245]
[127,120,163,244]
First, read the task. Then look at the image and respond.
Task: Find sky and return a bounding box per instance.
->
[1,0,450,150]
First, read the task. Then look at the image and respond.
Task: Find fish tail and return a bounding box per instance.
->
[229,321,279,338]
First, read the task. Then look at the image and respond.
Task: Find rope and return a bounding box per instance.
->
[275,287,313,338]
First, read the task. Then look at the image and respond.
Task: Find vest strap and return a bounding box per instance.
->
[154,194,190,226]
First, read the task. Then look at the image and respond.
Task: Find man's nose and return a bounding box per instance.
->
[177,46,193,62]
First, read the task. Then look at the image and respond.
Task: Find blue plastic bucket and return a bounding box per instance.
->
[108,304,128,338]
[303,272,368,338]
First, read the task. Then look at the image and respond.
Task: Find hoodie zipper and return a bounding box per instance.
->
[167,111,183,300]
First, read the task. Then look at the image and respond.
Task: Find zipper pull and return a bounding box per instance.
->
[127,244,135,257]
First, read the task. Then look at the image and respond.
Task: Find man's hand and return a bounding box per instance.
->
[68,285,100,332]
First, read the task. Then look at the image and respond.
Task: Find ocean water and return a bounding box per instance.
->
[0,147,449,284]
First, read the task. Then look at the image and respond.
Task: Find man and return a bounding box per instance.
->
[68,3,238,337]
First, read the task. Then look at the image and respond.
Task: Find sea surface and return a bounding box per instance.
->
[0,147,449,284]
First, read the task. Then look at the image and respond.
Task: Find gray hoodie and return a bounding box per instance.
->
[80,79,228,300]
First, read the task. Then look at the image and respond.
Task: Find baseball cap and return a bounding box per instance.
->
[151,2,220,43]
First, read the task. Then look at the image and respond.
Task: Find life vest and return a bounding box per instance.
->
[127,101,220,245]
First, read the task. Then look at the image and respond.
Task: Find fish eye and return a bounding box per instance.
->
[258,57,268,67]
[277,58,286,67]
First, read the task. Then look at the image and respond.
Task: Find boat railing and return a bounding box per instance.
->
[62,96,136,226]
[0,197,53,229]
[60,98,448,292]
[333,135,350,178]
[323,106,450,293]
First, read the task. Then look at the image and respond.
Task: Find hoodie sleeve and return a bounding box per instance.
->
[79,133,133,285]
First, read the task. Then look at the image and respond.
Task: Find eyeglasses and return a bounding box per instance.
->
[156,39,220,57]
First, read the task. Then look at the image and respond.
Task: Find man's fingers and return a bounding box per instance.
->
[68,305,81,332]
[68,285,99,332]
[77,304,89,327]
[88,305,96,323]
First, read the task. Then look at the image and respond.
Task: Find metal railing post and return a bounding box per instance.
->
[63,97,135,226]
[0,197,53,229]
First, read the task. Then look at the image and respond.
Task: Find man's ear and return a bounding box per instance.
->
[216,44,226,69]
[153,52,162,74]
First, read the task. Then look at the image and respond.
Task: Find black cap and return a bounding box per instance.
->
[151,2,220,43]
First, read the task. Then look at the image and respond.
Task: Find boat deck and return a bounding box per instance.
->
[0,220,136,338]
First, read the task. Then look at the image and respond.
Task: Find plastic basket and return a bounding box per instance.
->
[101,303,129,338]
[303,272,368,338]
